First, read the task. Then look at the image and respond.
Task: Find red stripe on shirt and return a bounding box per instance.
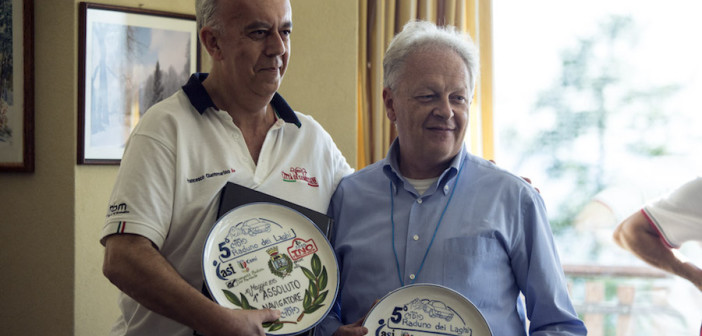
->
[116,221,126,234]
[640,209,675,249]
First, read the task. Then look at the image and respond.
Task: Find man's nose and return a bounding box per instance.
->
[265,31,287,56]
[432,96,455,119]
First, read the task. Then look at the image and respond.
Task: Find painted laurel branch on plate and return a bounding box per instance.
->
[222,253,329,332]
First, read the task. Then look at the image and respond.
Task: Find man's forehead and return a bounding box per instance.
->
[398,68,470,92]
[229,0,292,25]
[404,78,468,92]
[399,49,469,87]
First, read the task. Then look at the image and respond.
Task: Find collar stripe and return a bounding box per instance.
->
[182,73,301,128]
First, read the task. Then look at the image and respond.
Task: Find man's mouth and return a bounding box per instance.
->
[258,62,282,72]
[426,125,455,131]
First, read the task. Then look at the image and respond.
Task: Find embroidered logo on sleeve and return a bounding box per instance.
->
[107,203,130,217]
[281,167,319,187]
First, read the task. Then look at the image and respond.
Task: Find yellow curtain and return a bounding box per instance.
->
[356,0,493,169]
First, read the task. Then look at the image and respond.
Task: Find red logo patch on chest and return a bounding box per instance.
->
[281,167,319,187]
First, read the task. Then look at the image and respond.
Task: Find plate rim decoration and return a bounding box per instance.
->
[362,283,492,336]
[202,202,340,335]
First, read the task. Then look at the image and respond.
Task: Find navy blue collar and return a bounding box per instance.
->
[182,73,301,128]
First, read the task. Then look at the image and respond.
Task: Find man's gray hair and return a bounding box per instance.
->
[196,0,221,33]
[383,21,480,94]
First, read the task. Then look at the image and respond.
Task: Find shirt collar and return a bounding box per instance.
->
[182,73,302,128]
[382,139,466,195]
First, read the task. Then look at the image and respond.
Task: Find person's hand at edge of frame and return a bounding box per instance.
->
[332,299,380,336]
[203,308,280,336]
[489,159,540,193]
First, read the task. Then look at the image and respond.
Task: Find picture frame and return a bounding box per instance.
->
[78,2,199,165]
[0,0,34,172]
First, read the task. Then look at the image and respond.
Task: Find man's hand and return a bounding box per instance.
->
[207,308,280,336]
[520,176,540,193]
[685,262,702,292]
[332,316,368,336]
[104,234,281,336]
[489,159,540,193]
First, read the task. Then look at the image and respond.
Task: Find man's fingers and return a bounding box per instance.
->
[489,160,541,193]
[335,324,368,336]
[355,326,369,335]
[351,317,365,326]
[253,308,281,323]
[520,176,540,193]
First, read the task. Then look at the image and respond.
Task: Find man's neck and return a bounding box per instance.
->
[202,71,273,118]
[202,73,277,164]
[399,160,447,180]
[237,104,276,165]
[397,152,453,180]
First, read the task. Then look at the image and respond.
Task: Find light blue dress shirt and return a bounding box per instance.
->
[316,142,586,335]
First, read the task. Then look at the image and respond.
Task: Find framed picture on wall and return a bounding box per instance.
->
[78,2,199,165]
[0,0,34,172]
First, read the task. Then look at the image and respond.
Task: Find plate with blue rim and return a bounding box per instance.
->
[202,202,339,335]
[363,283,492,336]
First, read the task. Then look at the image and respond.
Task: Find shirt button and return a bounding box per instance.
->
[444,185,449,192]
[413,234,419,241]
[417,199,423,204]
[409,274,416,280]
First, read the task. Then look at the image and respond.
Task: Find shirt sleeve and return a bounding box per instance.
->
[643,177,702,248]
[513,191,588,335]
[101,131,176,248]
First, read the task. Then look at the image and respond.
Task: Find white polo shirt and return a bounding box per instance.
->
[101,73,353,336]
[643,176,702,248]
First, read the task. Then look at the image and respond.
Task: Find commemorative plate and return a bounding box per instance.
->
[363,284,492,336]
[203,202,339,335]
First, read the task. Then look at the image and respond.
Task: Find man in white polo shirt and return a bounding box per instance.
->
[614,176,702,291]
[100,1,352,335]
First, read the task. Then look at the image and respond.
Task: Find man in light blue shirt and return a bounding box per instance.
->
[316,21,586,336]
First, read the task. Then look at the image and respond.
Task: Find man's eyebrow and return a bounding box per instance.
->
[244,21,293,31]
[244,21,272,31]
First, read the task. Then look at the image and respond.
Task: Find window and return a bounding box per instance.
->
[494,0,702,334]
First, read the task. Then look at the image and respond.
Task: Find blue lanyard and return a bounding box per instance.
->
[390,162,465,286]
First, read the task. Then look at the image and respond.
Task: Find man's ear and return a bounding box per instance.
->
[383,88,396,123]
[200,27,222,60]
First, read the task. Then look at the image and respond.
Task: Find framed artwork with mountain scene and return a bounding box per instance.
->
[77,2,198,164]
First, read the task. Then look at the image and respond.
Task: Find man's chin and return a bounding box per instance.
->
[425,138,460,152]
[424,146,461,163]
[252,81,281,97]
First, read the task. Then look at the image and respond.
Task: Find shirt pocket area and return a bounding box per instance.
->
[442,235,512,307]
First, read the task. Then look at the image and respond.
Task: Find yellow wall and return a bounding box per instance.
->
[0,0,358,335]
[278,2,358,162]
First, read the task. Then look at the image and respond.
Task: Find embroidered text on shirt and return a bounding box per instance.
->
[281,167,319,187]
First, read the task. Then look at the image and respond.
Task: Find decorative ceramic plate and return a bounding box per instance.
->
[363,283,492,336]
[203,202,339,335]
